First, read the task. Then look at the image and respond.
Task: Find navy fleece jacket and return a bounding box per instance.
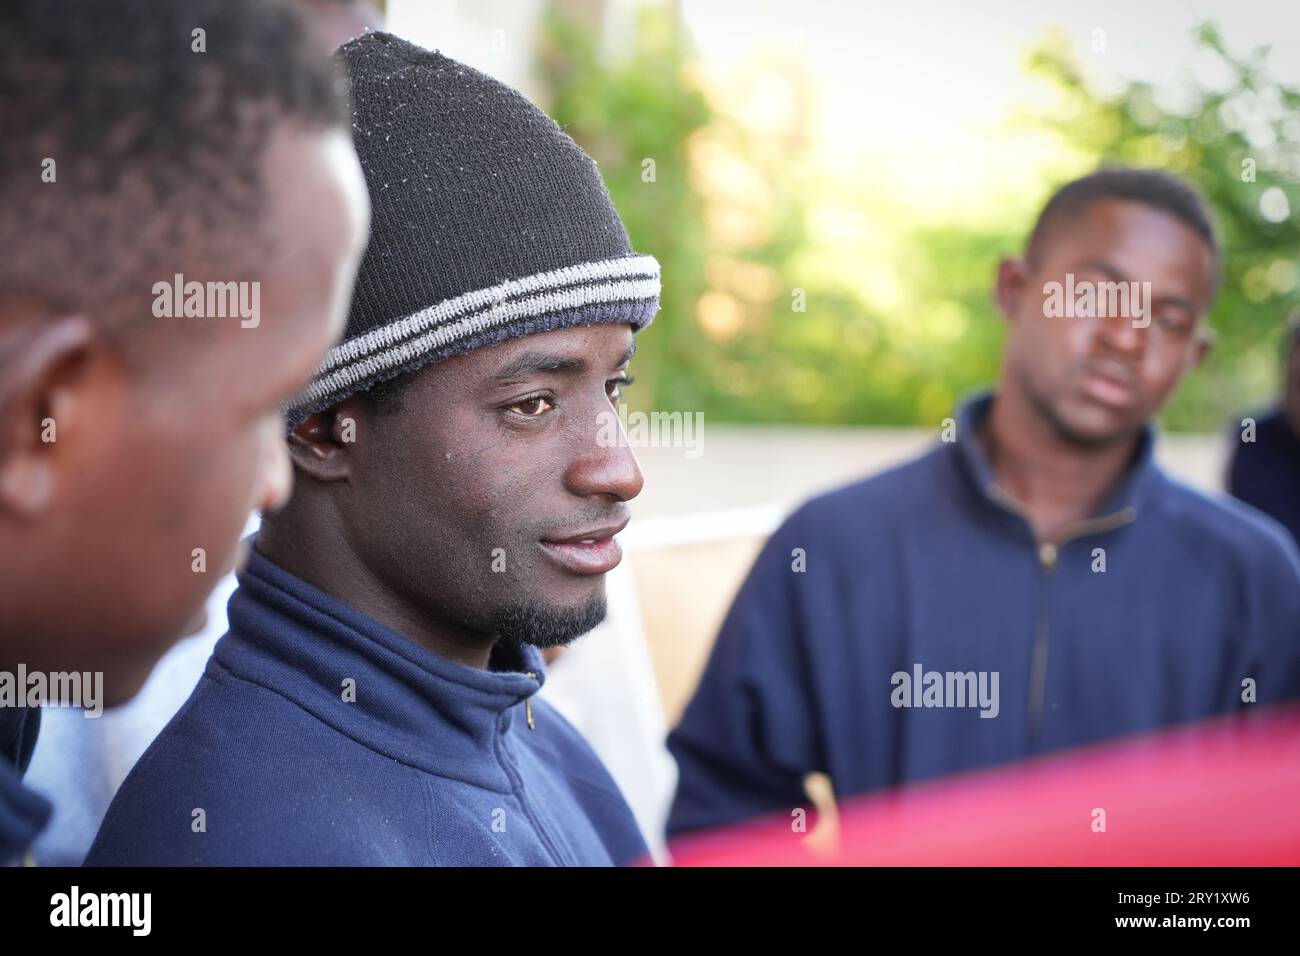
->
[86,550,648,866]
[0,706,50,865]
[1229,407,1300,549]
[667,392,1300,837]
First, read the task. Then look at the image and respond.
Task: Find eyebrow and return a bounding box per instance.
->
[1076,259,1129,284]
[489,340,636,384]
[1075,260,1197,314]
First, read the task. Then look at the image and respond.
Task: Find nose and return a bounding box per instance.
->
[1095,308,1147,360]
[564,404,645,503]
[255,420,294,514]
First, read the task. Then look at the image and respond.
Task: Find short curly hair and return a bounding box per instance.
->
[1026,166,1221,292]
[0,0,348,345]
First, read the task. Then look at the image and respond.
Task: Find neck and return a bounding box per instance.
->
[256,510,496,670]
[981,389,1138,543]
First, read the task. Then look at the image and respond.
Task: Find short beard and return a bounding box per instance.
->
[1019,363,1134,450]
[491,593,607,650]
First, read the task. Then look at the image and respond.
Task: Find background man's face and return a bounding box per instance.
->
[12,127,368,705]
[339,323,643,651]
[1000,199,1215,447]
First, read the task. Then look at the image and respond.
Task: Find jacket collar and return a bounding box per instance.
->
[215,546,546,792]
[946,390,1165,533]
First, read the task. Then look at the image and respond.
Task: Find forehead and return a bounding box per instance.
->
[199,127,368,410]
[429,324,637,386]
[262,125,370,276]
[1042,198,1215,294]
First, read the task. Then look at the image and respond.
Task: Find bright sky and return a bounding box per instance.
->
[681,0,1300,219]
[388,0,1300,329]
[391,0,1300,220]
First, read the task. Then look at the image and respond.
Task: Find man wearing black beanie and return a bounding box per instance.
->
[88,33,658,866]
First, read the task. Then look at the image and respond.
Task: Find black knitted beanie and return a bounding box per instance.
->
[286,32,659,424]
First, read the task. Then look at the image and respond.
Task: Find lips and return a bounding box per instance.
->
[1079,359,1139,409]
[538,518,629,576]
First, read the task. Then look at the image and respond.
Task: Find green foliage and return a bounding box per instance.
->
[538,10,1297,429]
[537,4,711,416]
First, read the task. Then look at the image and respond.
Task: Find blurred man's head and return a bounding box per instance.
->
[294,0,383,52]
[994,167,1218,448]
[259,35,659,664]
[0,0,370,703]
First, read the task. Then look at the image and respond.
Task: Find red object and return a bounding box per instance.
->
[667,705,1300,866]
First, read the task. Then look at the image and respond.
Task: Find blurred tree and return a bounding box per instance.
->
[538,10,1297,430]
[538,1,712,416]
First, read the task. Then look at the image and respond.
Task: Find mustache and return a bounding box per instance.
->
[537,505,632,541]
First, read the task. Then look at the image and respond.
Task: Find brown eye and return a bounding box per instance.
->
[512,396,553,417]
[1156,314,1191,336]
[607,374,635,403]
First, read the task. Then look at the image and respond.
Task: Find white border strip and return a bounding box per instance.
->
[318,254,660,375]
[296,276,660,409]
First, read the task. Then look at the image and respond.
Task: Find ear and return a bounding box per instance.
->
[995,256,1031,325]
[1188,325,1215,370]
[0,315,96,519]
[285,398,364,482]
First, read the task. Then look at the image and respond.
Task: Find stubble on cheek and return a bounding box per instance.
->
[426,437,546,622]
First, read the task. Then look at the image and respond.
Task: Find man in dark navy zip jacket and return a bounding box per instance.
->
[88,549,649,866]
[667,168,1300,838]
[88,34,657,866]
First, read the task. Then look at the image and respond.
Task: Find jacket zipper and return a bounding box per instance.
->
[525,672,536,729]
[495,673,574,864]
[987,484,1136,745]
[495,736,571,865]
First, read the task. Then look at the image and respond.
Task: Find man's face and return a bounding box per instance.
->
[998,199,1215,447]
[2,126,368,705]
[336,323,643,652]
